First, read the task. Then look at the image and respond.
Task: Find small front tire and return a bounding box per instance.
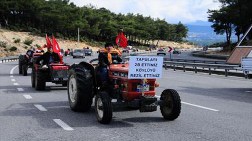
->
[95,91,112,124]
[22,65,28,76]
[160,89,181,120]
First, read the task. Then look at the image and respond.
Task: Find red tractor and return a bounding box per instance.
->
[67,59,181,124]
[31,62,69,90]
[18,51,43,76]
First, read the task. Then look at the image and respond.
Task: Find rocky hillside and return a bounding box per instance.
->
[0,29,195,57]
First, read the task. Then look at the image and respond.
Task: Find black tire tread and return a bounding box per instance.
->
[160,89,181,120]
[22,65,28,76]
[31,68,35,88]
[35,70,46,90]
[68,65,93,112]
[95,92,112,124]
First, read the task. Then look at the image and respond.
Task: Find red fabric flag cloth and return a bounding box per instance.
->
[52,36,63,64]
[46,34,52,48]
[115,32,128,48]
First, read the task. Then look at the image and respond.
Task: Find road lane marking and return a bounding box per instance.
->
[155,95,219,112]
[17,88,24,91]
[181,101,219,112]
[13,83,19,85]
[10,65,18,75]
[10,75,13,78]
[53,119,74,131]
[23,95,32,99]
[34,104,47,111]
[11,79,16,82]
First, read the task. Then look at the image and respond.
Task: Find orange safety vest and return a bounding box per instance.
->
[99,48,112,64]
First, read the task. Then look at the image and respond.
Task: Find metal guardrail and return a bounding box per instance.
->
[0,56,19,63]
[163,60,242,77]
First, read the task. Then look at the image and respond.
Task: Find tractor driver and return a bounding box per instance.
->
[98,43,113,83]
[36,46,60,68]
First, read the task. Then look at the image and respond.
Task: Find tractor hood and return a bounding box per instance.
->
[109,63,128,73]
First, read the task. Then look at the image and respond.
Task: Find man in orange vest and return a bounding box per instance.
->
[98,43,113,84]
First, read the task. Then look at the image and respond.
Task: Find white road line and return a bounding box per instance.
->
[10,65,18,75]
[181,101,219,112]
[53,119,74,131]
[17,88,24,91]
[11,79,16,82]
[34,104,47,111]
[155,95,219,112]
[13,83,19,85]
[23,95,32,99]
[10,75,13,78]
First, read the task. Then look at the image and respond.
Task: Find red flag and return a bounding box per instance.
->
[46,34,52,48]
[52,36,63,64]
[115,32,128,48]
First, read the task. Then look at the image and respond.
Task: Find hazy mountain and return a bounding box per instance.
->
[186,20,212,26]
[185,21,237,46]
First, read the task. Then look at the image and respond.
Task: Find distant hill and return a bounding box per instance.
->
[186,23,237,46]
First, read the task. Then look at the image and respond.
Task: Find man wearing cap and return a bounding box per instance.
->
[97,43,113,84]
[36,46,60,68]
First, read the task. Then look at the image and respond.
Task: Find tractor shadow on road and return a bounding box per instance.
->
[0,100,169,128]
[1,85,67,94]
[0,101,138,128]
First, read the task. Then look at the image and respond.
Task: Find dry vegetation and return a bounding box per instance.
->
[0,29,195,57]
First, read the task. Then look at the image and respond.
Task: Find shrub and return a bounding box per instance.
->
[24,46,28,49]
[35,44,40,48]
[9,46,17,52]
[24,38,33,46]
[0,41,7,48]
[14,38,21,43]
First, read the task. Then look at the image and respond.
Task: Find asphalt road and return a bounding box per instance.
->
[0,54,252,141]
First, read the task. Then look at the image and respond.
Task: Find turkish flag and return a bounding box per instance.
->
[115,32,128,48]
[52,36,63,63]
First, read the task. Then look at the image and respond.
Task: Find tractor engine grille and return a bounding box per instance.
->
[52,70,68,79]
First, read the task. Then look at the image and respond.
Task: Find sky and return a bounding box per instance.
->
[69,0,221,24]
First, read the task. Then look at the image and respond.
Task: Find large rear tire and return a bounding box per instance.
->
[95,91,112,124]
[35,70,46,90]
[160,89,181,120]
[67,65,93,112]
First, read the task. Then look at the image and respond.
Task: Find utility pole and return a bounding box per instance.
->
[78,28,80,42]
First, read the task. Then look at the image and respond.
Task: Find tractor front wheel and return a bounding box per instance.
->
[35,70,46,90]
[95,91,112,124]
[160,89,181,120]
[18,55,24,74]
[22,64,28,76]
[31,68,35,88]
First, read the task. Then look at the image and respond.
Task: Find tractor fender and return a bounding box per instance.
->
[70,61,97,88]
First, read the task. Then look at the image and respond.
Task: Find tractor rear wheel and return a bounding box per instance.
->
[67,65,93,112]
[160,89,181,120]
[22,64,28,76]
[35,70,46,90]
[95,91,112,124]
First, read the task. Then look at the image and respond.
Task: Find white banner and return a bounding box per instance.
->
[128,56,163,79]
